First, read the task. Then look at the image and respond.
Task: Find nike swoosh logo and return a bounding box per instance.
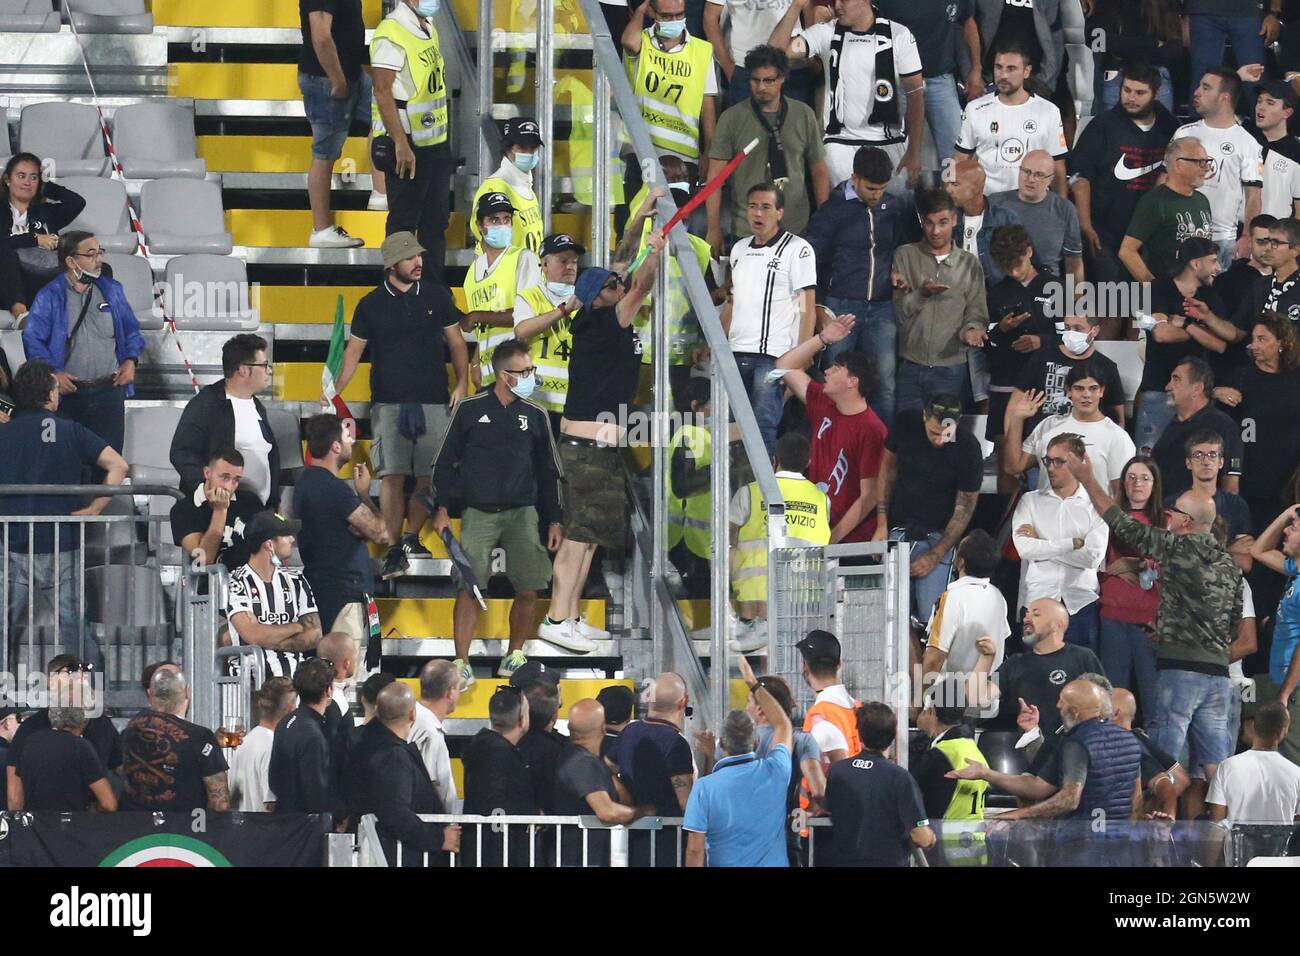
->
[1113,157,1164,181]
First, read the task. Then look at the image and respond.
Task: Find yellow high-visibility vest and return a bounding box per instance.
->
[463,246,528,387]
[515,285,574,413]
[934,734,989,866]
[370,16,448,147]
[733,475,830,602]
[471,177,544,255]
[628,30,712,160]
[667,423,711,559]
[630,214,710,365]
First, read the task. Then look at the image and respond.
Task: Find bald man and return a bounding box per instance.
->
[1112,687,1189,819]
[553,699,649,866]
[942,155,1023,285]
[343,681,460,866]
[317,631,357,728]
[994,681,1142,841]
[612,673,696,867]
[1068,451,1246,787]
[972,598,1101,739]
[988,149,1084,285]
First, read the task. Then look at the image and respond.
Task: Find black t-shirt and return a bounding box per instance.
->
[994,644,1104,736]
[612,717,693,817]
[8,709,122,772]
[1211,262,1268,379]
[988,0,1043,74]
[554,743,620,866]
[1017,347,1125,428]
[985,272,1058,388]
[294,465,373,616]
[15,728,106,812]
[825,750,929,867]
[884,408,983,533]
[1139,278,1225,391]
[1229,364,1300,499]
[350,279,463,405]
[872,0,972,78]
[564,304,643,422]
[1150,403,1244,500]
[120,710,228,811]
[516,727,565,815]
[168,490,264,572]
[298,0,367,81]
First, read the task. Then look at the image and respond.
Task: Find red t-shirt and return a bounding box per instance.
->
[803,381,887,542]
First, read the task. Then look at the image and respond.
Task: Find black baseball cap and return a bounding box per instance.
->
[246,511,301,548]
[509,660,560,690]
[596,684,636,724]
[540,233,585,258]
[1260,80,1299,111]
[475,190,514,220]
[503,118,544,147]
[795,629,842,667]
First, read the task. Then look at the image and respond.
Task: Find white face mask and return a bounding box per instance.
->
[72,262,100,282]
[1061,329,1092,355]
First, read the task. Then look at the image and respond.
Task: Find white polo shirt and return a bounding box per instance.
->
[727,229,817,357]
[228,724,275,812]
[1011,482,1109,614]
[1206,749,1300,824]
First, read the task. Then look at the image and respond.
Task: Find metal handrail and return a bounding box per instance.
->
[0,484,185,501]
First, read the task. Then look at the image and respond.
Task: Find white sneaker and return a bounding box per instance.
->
[536,617,597,654]
[309,225,365,248]
[575,614,610,642]
[728,620,770,655]
[367,191,388,211]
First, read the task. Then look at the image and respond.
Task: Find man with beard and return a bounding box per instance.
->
[1069,64,1178,283]
[294,414,391,673]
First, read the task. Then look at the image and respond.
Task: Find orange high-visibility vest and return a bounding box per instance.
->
[799,696,861,812]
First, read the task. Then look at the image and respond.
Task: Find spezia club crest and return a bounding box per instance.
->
[1024,118,1038,133]
[875,79,895,103]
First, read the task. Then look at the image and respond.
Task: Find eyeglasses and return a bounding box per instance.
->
[1042,456,1070,468]
[1124,473,1154,483]
[1188,450,1222,461]
[1177,157,1215,168]
[1166,506,1191,519]
[749,75,782,86]
[505,366,536,378]
[1264,238,1294,248]
[244,361,274,370]
[74,249,105,259]
[1019,169,1053,181]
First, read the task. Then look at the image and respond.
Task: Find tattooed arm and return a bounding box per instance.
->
[204,771,231,812]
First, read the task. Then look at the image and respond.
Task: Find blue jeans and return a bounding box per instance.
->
[1147,667,1233,774]
[734,353,783,457]
[1188,15,1266,105]
[1064,599,1100,655]
[895,360,967,416]
[1096,64,1174,115]
[923,74,963,166]
[889,529,953,623]
[5,550,99,671]
[824,295,896,427]
[1133,390,1176,455]
[1099,616,1159,721]
[299,71,373,161]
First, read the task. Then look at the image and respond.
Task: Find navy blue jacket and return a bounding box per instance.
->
[802,181,911,302]
[1066,718,1142,823]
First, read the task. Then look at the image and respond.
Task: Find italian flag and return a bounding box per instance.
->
[310,295,355,465]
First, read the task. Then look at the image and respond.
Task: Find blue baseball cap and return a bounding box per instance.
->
[575,267,615,312]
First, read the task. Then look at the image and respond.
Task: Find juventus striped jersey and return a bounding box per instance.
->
[227,564,318,678]
[727,230,818,357]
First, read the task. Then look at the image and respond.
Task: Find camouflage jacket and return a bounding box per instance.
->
[1103,507,1242,670]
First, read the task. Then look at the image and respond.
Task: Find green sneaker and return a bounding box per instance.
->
[497,649,528,679]
[452,658,476,692]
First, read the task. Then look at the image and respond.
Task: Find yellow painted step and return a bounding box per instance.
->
[226,209,468,249]
[154,0,383,28]
[198,135,372,174]
[362,519,468,562]
[400,677,630,720]
[169,63,304,101]
[258,285,467,322]
[382,598,606,641]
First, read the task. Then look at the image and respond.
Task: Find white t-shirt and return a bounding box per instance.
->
[957,92,1068,195]
[808,684,856,756]
[1022,412,1136,492]
[408,702,458,806]
[798,17,922,145]
[708,0,794,65]
[926,576,1011,677]
[1259,139,1300,220]
[727,230,817,357]
[1206,749,1300,824]
[370,3,435,135]
[1173,121,1263,241]
[228,725,275,812]
[228,394,273,505]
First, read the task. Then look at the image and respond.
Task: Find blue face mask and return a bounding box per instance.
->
[484,225,513,249]
[508,370,536,400]
[546,281,575,298]
[656,17,686,37]
[416,0,440,16]
[512,151,539,173]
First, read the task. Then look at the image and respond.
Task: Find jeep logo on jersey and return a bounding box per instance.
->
[1000,138,1025,163]
[875,79,895,103]
[1023,118,1038,133]
[1049,669,1068,685]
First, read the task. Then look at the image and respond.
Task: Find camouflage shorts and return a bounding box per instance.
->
[560,440,626,548]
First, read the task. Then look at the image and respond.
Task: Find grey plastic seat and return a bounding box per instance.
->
[86,564,165,626]
[113,102,206,180]
[266,407,304,471]
[62,0,153,34]
[62,175,137,253]
[18,103,110,178]
[162,254,255,329]
[124,404,183,489]
[0,310,17,330]
[102,252,163,331]
[0,0,60,32]
[140,179,232,255]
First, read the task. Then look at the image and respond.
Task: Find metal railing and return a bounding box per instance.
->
[181,561,264,735]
